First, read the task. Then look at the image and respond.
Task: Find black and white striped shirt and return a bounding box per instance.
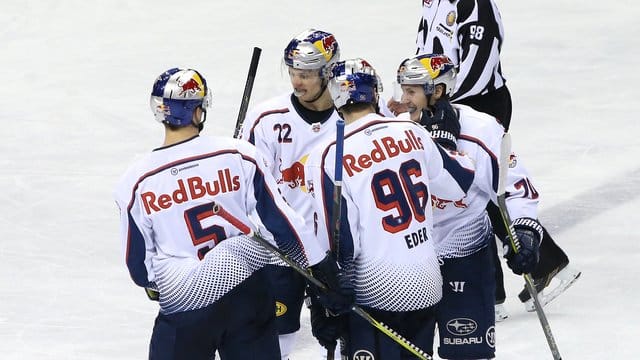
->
[416,0,506,102]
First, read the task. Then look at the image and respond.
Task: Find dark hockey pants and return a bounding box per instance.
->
[148,268,281,360]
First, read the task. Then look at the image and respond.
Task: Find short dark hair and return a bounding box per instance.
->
[338,102,375,114]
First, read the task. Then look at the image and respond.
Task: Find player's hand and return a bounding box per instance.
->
[306,287,346,351]
[308,253,354,315]
[387,98,409,116]
[420,98,460,151]
[503,218,543,275]
[145,285,159,301]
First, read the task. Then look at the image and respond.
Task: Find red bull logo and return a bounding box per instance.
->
[340,79,356,92]
[418,54,453,79]
[279,161,306,189]
[314,34,337,61]
[178,77,203,98]
[429,55,452,72]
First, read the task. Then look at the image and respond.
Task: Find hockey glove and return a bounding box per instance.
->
[503,218,544,275]
[420,98,460,151]
[305,286,346,351]
[145,282,159,301]
[308,253,354,316]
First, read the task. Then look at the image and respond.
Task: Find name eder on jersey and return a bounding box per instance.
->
[342,129,424,177]
[404,226,429,249]
[141,168,240,215]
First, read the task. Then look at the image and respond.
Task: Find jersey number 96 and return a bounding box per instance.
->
[371,159,429,233]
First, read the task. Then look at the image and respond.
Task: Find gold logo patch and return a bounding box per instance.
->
[275,301,288,317]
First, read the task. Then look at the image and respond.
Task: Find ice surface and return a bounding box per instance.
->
[1,1,639,358]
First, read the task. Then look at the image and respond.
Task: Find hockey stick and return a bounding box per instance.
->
[497,133,562,360]
[327,118,345,360]
[233,47,262,139]
[331,118,346,257]
[210,202,432,360]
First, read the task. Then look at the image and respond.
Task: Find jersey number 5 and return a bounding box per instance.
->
[371,159,429,233]
[184,202,227,260]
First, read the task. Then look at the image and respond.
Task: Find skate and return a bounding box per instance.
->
[519,263,581,312]
[495,302,509,322]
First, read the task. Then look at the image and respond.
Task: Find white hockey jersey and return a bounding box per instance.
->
[240,93,395,248]
[240,93,341,247]
[306,113,475,311]
[430,104,540,258]
[113,135,325,313]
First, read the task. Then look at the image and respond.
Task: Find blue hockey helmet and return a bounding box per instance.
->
[284,29,340,75]
[396,54,457,96]
[327,58,382,110]
[149,68,212,127]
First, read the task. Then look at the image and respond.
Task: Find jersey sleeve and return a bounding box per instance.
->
[420,126,475,200]
[504,150,541,220]
[415,1,427,53]
[455,0,504,99]
[114,170,156,288]
[239,107,277,169]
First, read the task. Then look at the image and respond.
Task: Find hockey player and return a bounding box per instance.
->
[305,58,475,359]
[391,0,581,318]
[239,28,344,359]
[239,29,393,358]
[396,53,543,359]
[114,67,347,359]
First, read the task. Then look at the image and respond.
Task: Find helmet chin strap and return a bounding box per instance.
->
[193,108,207,132]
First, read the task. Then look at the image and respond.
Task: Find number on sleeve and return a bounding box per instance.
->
[513,178,539,200]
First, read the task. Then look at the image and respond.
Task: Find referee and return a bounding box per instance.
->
[395,0,581,319]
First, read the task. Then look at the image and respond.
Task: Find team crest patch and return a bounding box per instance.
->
[312,122,321,132]
[509,153,518,168]
[446,11,456,26]
[275,301,287,317]
[423,0,433,7]
[354,349,375,359]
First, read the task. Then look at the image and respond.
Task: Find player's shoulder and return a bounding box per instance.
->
[246,92,293,122]
[198,135,258,158]
[454,104,504,141]
[348,114,419,133]
[456,0,490,21]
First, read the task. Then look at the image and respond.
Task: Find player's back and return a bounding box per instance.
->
[116,135,261,267]
[308,113,473,311]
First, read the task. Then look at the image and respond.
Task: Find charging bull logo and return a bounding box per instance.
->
[280,161,305,189]
[314,33,338,61]
[178,75,205,98]
[419,55,453,79]
[340,79,356,92]
[278,155,309,190]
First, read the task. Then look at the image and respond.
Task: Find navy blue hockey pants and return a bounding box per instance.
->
[148,267,280,360]
[437,245,496,359]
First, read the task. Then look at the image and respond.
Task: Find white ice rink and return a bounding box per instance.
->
[1,1,639,358]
